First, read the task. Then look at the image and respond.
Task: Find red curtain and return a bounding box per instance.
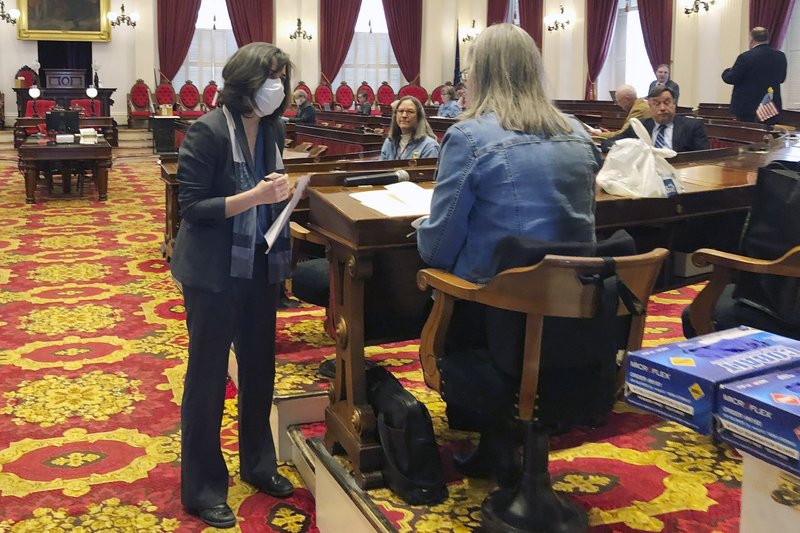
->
[157,0,202,82]
[383,0,423,84]
[320,0,362,84]
[519,0,543,51]
[750,0,797,49]
[227,0,274,47]
[585,0,618,99]
[638,0,673,72]
[487,0,510,25]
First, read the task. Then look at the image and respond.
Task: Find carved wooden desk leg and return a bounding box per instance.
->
[323,245,384,489]
[96,160,111,201]
[22,161,37,203]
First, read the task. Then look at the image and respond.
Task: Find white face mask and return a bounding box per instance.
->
[253,78,285,117]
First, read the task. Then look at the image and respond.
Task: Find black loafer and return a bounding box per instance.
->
[188,503,236,529]
[257,473,295,498]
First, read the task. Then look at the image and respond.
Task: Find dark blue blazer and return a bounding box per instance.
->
[288,101,316,124]
[722,43,787,117]
[601,116,709,153]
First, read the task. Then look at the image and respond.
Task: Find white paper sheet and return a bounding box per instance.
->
[349,181,433,217]
[264,175,310,252]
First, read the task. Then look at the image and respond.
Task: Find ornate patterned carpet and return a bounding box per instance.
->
[0,159,741,532]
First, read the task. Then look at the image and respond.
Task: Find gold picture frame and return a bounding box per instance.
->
[17,0,112,42]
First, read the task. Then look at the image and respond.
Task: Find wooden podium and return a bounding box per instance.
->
[308,184,434,488]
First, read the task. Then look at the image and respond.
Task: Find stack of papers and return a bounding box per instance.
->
[349,182,433,217]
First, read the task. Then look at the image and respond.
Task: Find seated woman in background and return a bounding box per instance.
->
[437,85,461,118]
[379,96,440,160]
[287,90,316,124]
[416,23,600,487]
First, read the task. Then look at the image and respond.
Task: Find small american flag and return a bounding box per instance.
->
[756,87,779,122]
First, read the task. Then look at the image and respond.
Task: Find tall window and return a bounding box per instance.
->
[172,0,237,90]
[596,0,654,101]
[782,5,800,109]
[332,0,403,92]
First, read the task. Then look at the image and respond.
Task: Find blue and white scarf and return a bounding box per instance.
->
[224,106,291,282]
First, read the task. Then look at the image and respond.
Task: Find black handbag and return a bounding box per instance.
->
[365,366,448,505]
[733,160,800,325]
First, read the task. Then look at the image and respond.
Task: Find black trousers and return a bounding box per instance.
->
[180,250,279,510]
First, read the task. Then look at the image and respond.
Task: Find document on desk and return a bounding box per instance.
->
[349,181,433,217]
[264,175,310,252]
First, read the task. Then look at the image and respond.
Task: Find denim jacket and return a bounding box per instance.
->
[417,113,599,283]
[380,135,440,160]
[437,100,462,118]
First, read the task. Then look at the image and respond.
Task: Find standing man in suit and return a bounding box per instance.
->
[601,86,708,152]
[649,64,680,103]
[722,27,787,123]
[588,84,651,140]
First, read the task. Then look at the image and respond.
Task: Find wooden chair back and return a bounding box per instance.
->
[376,81,395,105]
[398,83,428,105]
[155,81,176,106]
[356,81,375,104]
[417,248,668,420]
[178,80,203,118]
[335,81,355,110]
[202,81,219,110]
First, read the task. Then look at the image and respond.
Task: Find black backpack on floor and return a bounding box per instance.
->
[365,366,448,505]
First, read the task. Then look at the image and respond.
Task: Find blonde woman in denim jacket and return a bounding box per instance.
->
[416,23,600,487]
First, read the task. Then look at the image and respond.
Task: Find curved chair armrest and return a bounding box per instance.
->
[416,268,492,392]
[289,221,327,246]
[693,246,800,276]
[416,268,482,299]
[689,245,800,336]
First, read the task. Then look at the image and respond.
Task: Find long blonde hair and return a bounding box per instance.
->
[461,23,570,136]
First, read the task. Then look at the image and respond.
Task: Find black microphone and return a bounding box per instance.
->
[343,169,411,187]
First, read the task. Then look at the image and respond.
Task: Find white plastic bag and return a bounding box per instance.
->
[596,118,683,198]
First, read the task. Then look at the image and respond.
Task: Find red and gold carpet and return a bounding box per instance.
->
[0,158,740,532]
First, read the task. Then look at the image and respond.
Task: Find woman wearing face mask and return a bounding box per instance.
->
[171,42,295,529]
[288,89,316,124]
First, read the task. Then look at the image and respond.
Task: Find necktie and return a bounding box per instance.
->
[654,125,666,149]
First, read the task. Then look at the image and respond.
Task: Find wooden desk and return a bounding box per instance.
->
[13,87,116,117]
[308,183,434,488]
[293,124,385,156]
[159,159,179,260]
[14,117,118,148]
[310,141,800,488]
[152,116,180,154]
[18,137,112,203]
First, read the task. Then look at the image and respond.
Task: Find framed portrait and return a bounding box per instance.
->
[17,0,112,42]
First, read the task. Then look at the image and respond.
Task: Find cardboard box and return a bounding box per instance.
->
[625,327,800,434]
[717,368,800,477]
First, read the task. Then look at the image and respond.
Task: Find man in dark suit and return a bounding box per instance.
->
[601,86,708,153]
[722,26,787,123]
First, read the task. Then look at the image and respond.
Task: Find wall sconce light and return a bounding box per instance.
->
[107,3,139,27]
[545,4,570,32]
[684,0,714,15]
[289,18,312,40]
[28,85,41,117]
[0,1,20,24]
[462,20,478,43]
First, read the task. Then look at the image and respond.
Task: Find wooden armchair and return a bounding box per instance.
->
[127,79,154,129]
[417,247,667,532]
[177,80,204,119]
[688,246,800,337]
